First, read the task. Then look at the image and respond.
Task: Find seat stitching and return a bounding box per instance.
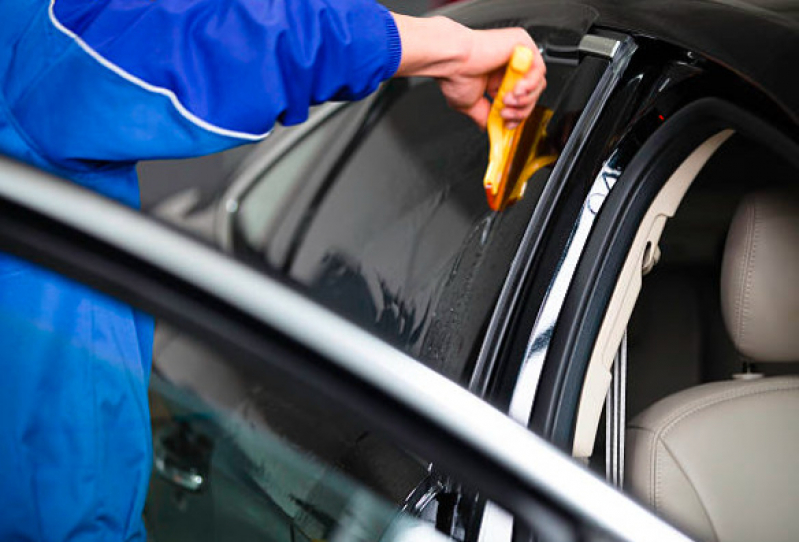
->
[732,204,746,344]
[625,427,659,511]
[634,427,658,508]
[734,202,753,347]
[663,383,799,438]
[740,199,760,351]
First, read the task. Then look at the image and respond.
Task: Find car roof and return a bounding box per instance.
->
[446,0,799,126]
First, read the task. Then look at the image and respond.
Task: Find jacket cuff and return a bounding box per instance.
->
[381,8,403,79]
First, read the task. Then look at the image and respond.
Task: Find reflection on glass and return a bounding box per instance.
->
[232,53,609,388]
[237,109,350,253]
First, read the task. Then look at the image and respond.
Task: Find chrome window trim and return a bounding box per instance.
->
[0,157,691,542]
[579,35,621,59]
[508,151,623,425]
[469,36,637,399]
[477,502,514,542]
[402,471,444,515]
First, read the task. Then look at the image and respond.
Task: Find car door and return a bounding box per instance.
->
[0,154,691,542]
[213,4,624,398]
[144,7,643,534]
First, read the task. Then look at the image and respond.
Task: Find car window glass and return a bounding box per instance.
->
[237,109,351,252]
[232,52,610,386]
[149,322,454,542]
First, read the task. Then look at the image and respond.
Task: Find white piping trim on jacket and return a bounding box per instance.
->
[48,0,270,141]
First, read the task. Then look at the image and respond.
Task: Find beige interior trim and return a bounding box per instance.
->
[572,129,735,458]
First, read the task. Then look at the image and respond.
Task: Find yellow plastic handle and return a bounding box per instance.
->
[483,46,534,210]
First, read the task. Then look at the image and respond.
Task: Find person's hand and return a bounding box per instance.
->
[392,14,546,129]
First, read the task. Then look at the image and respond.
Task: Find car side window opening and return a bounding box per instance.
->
[10,234,659,542]
[231,48,611,387]
[0,241,655,542]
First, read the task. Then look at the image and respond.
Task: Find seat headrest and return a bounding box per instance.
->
[721,191,799,362]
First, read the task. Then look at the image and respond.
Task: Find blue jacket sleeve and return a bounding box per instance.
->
[3,0,401,164]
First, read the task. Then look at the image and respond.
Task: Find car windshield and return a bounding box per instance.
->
[231,43,609,386]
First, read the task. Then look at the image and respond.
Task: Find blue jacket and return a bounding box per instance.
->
[0,1,400,539]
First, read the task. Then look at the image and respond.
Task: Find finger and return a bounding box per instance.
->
[510,63,546,99]
[513,61,546,95]
[503,81,544,115]
[510,77,546,108]
[505,66,545,107]
[501,83,545,129]
[500,105,528,122]
[512,77,543,98]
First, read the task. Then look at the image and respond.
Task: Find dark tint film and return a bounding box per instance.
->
[235,53,609,384]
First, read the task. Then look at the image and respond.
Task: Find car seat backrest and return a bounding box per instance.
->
[626,191,799,542]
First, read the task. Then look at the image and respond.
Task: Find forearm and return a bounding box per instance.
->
[392,14,471,79]
[392,13,536,79]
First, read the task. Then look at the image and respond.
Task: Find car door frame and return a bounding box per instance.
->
[0,155,690,542]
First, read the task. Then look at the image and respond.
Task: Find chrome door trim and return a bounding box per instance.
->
[579,35,621,59]
[0,156,691,542]
[469,37,637,399]
[508,151,623,425]
[478,502,514,542]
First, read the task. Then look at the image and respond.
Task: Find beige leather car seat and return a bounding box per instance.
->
[625,191,799,542]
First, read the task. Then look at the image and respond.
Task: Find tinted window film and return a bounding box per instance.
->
[235,54,609,385]
[236,108,353,253]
